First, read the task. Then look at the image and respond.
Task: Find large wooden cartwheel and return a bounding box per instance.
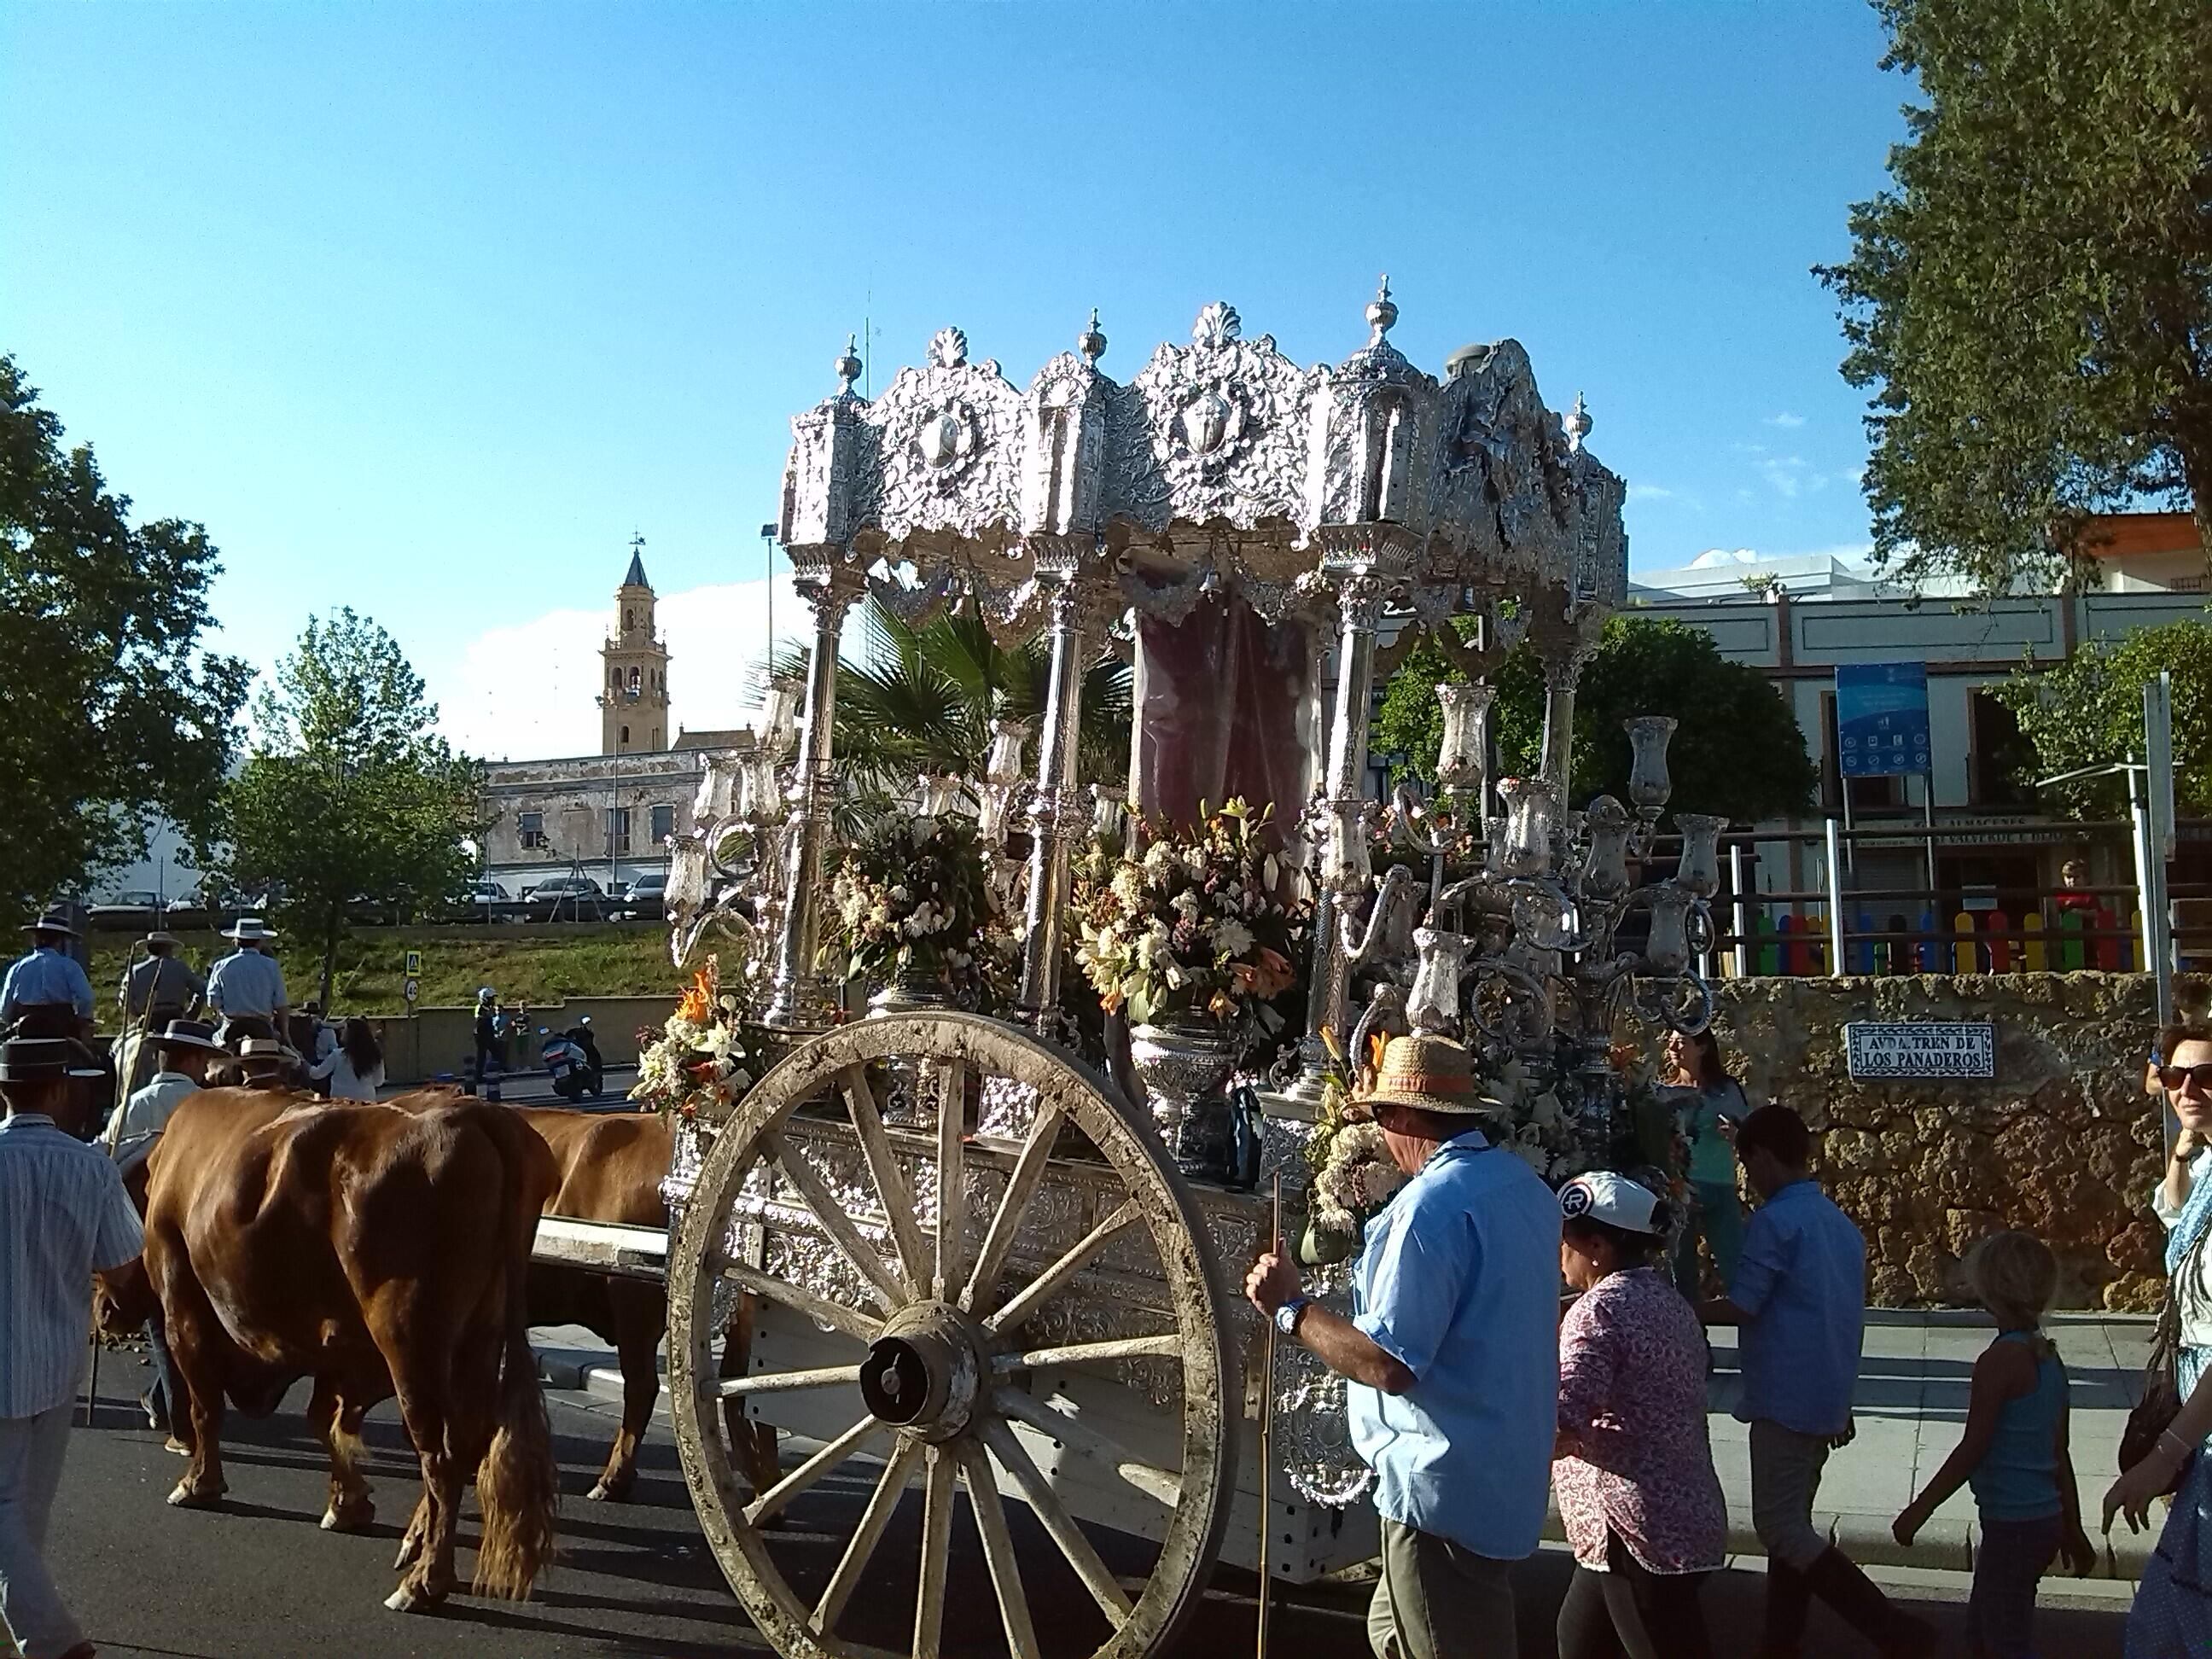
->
[667,1012,1237,1659]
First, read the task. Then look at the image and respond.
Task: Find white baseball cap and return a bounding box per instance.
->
[1559,1170,1665,1235]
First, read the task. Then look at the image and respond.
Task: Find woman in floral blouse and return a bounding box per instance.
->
[1554,1170,1727,1659]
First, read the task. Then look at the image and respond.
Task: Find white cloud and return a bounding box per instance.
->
[433,573,806,761]
[1761,454,1810,498]
[1627,483,1674,501]
[1766,412,1807,428]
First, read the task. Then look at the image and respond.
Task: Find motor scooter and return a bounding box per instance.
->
[539,1018,604,1103]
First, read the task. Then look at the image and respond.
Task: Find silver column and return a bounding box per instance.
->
[1016,568,1090,1031]
[1539,654,1580,797]
[763,565,861,1030]
[1282,570,1385,1103]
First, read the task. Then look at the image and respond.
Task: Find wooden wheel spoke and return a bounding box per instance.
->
[722,1261,881,1343]
[992,1333,1185,1373]
[707,1361,863,1400]
[813,1437,923,1634]
[983,1197,1144,1336]
[980,1417,1135,1621]
[913,1444,955,1659]
[958,1441,1041,1659]
[958,1099,1067,1314]
[764,1130,907,1311]
[841,1066,930,1292]
[992,1385,1182,1507]
[934,1057,967,1300]
[742,1415,883,1528]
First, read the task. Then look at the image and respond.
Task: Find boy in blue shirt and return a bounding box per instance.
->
[1700,1105,1936,1658]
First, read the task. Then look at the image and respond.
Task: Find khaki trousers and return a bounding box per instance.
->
[1366,1517,1518,1659]
[1749,1417,1833,1571]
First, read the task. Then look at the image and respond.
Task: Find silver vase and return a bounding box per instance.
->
[1127,1015,1239,1177]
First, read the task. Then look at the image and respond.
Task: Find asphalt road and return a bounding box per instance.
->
[48,1356,2131,1658]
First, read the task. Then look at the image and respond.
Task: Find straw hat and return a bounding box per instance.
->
[1357,1033,1510,1116]
[236,1038,289,1067]
[222,917,277,943]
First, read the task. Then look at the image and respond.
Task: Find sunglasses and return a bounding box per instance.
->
[2160,1063,2212,1093]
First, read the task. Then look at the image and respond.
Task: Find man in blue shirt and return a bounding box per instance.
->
[0,915,96,1040]
[1700,1105,1934,1657]
[1247,1034,1558,1659]
[205,919,289,1047]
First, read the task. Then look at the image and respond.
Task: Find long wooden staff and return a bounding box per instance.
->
[1256,1172,1281,1659]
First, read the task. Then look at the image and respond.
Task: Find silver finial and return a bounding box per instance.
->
[1365,274,1398,346]
[928,327,969,370]
[1564,392,1592,452]
[834,332,863,394]
[1192,301,1242,348]
[1077,306,1106,365]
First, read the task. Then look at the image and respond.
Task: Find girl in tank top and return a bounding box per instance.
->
[1890,1231,2095,1657]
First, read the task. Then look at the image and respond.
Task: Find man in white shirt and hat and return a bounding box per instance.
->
[105,1019,221,1172]
[0,1035,144,1658]
[0,914,96,1041]
[205,918,288,1049]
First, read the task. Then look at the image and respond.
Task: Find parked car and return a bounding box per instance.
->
[524,874,606,922]
[621,871,668,922]
[449,879,520,924]
[88,891,165,931]
[161,886,211,929]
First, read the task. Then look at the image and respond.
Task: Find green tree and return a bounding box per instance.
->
[208,609,485,1005]
[1989,617,2212,818]
[0,355,243,917]
[775,597,1133,810]
[1819,0,2212,592]
[1375,615,1819,824]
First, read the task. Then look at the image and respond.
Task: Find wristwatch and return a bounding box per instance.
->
[1274,1295,1309,1336]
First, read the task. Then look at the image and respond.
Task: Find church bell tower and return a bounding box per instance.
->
[599,534,670,755]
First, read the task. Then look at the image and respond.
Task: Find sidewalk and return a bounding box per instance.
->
[528,1308,2160,1580]
[1663,1311,2154,1580]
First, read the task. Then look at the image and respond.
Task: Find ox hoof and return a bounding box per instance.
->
[384,1580,448,1614]
[167,1480,224,1509]
[585,1478,632,1503]
[321,1500,375,1534]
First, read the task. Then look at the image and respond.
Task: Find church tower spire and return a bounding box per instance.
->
[598,533,670,755]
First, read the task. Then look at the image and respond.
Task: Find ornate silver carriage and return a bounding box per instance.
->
[533,289,1721,1659]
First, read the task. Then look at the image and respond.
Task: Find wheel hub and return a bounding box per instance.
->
[860,1301,986,1442]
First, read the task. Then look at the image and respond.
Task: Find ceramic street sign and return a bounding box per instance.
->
[1844,1021,1995,1080]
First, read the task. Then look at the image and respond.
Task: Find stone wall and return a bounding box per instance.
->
[1688,972,2206,1311]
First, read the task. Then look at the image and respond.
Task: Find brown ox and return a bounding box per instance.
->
[515,1106,779,1502]
[98,1087,560,1612]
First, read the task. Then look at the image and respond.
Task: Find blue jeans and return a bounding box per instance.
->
[1673,1179,1743,1298]
[1970,1513,2058,1658]
[143,1316,181,1434]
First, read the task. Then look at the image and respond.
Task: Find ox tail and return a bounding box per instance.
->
[471,1125,560,1600]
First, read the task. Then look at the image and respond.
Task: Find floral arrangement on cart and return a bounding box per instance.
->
[1071,796,1312,1178]
[829,771,1016,1014]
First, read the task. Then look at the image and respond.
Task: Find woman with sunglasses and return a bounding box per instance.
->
[2106,1022,2212,1654]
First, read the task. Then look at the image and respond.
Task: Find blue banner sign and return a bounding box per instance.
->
[1835,661,1931,777]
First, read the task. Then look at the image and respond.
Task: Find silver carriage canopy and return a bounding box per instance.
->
[758,288,1630,1054]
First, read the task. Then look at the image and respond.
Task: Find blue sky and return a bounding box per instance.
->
[1,3,1905,755]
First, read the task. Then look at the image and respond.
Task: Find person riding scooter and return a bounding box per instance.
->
[538,1017,603,1103]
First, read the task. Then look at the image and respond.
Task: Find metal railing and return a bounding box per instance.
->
[1627,818,2209,981]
